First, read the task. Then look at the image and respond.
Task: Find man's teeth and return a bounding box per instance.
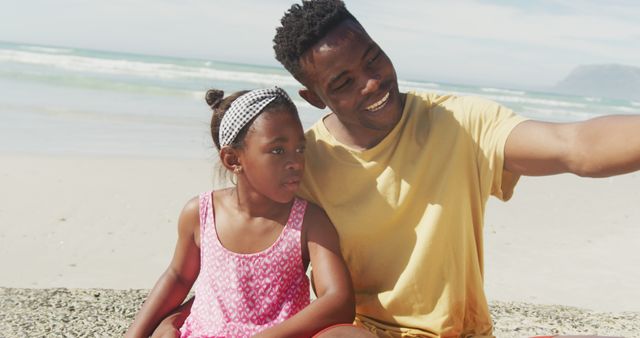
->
[366,92,390,111]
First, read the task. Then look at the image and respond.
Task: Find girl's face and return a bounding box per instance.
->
[237,108,306,203]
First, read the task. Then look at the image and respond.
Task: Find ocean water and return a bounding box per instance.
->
[1,41,638,158]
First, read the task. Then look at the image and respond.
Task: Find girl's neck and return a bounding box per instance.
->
[229,186,291,220]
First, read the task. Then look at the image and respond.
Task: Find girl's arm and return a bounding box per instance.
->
[124,197,201,338]
[254,203,355,338]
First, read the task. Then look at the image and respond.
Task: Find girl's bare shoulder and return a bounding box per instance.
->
[300,199,333,232]
[177,194,204,244]
[179,195,200,224]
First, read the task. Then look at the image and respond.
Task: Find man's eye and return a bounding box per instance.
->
[334,79,351,91]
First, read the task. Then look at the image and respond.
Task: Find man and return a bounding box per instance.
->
[271,0,639,337]
[150,1,639,337]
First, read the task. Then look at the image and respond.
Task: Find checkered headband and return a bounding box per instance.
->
[219,87,292,147]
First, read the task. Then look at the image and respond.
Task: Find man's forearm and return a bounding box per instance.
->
[571,115,640,177]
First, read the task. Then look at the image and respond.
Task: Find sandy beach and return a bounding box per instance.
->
[485,172,640,313]
[0,153,639,337]
[0,154,218,290]
[1,288,638,337]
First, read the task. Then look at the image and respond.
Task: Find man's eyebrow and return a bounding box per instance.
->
[362,44,376,61]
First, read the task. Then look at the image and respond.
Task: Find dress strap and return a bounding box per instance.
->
[198,191,213,226]
[287,197,308,231]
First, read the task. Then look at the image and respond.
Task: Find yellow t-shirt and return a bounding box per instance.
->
[298,92,528,337]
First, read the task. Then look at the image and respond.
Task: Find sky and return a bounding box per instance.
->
[1,0,640,89]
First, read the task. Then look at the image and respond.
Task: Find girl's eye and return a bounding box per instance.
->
[296,145,306,154]
[271,147,285,155]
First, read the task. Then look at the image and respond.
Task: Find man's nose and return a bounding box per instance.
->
[361,74,382,95]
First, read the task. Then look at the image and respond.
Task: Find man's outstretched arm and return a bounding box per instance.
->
[504,115,640,177]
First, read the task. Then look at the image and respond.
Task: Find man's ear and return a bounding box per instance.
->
[219,146,241,172]
[299,88,326,109]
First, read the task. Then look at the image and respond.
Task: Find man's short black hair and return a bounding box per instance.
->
[273,0,359,81]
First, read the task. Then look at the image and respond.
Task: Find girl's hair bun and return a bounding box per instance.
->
[205,89,225,109]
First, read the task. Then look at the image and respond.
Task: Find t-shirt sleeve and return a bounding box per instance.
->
[457,96,528,201]
[297,128,322,205]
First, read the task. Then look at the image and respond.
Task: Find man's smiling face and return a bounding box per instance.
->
[298,20,404,144]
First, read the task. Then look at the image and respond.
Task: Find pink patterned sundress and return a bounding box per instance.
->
[179,191,311,338]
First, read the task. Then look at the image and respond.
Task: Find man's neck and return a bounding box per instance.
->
[323,93,407,150]
[322,115,387,150]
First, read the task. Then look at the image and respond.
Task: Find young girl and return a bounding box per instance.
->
[125,87,356,338]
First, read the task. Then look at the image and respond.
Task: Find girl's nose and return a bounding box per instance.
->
[286,157,303,171]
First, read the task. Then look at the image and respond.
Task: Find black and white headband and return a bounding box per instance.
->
[219,87,292,147]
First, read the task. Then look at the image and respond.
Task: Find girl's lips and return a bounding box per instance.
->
[283,177,301,188]
[283,180,300,191]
